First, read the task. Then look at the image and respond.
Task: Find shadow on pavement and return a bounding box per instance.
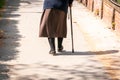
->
[7,50,120,80]
[0,0,21,80]
[56,50,119,56]
[0,0,21,60]
[0,0,43,79]
[8,62,111,80]
[0,64,10,80]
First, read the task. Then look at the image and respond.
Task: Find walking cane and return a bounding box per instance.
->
[69,6,74,53]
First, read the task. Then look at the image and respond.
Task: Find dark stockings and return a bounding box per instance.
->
[48,38,55,51]
[58,38,63,49]
[48,37,63,51]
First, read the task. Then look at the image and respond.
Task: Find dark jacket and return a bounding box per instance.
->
[43,0,73,13]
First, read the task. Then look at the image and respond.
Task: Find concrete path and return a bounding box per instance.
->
[0,0,120,80]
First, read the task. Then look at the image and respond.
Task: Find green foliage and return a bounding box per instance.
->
[0,0,5,8]
[117,0,120,3]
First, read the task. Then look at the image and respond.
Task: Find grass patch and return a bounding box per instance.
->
[0,0,6,9]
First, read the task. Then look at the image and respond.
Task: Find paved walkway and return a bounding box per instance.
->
[0,0,120,80]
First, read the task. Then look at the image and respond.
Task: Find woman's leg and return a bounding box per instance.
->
[58,37,63,52]
[48,38,56,54]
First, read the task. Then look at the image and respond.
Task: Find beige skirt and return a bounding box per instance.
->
[39,9,67,38]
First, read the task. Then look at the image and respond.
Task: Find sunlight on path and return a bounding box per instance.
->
[0,0,120,80]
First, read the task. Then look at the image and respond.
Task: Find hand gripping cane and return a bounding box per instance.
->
[69,7,74,53]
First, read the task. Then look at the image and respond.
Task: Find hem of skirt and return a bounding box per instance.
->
[39,36,66,38]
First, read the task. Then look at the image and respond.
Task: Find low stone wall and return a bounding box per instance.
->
[77,0,120,35]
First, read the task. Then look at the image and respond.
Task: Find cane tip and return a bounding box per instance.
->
[72,50,74,53]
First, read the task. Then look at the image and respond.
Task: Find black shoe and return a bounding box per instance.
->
[49,50,56,55]
[58,46,63,52]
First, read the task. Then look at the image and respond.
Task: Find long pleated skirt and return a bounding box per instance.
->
[39,9,67,38]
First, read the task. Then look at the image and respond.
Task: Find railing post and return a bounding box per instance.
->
[92,0,94,12]
[86,0,88,7]
[101,0,104,19]
[112,8,115,30]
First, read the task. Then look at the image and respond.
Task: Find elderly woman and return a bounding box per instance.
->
[39,0,74,55]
